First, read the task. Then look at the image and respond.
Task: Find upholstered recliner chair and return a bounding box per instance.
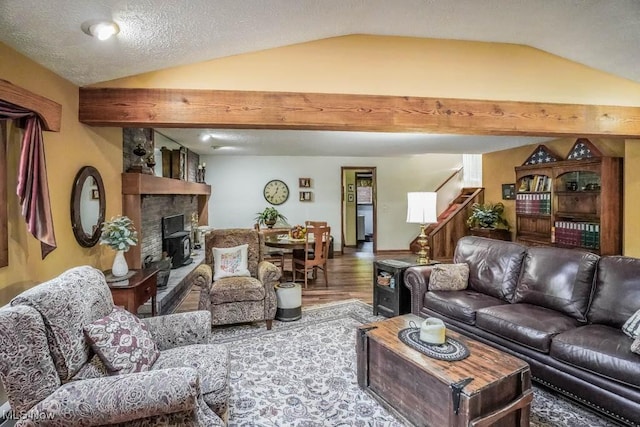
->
[194,228,280,330]
[0,266,229,426]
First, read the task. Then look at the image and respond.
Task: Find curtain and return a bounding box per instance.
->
[0,100,56,259]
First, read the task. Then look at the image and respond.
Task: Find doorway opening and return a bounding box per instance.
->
[341,167,377,255]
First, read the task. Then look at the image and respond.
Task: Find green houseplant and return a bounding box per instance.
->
[467,202,510,230]
[255,207,287,228]
[100,215,138,277]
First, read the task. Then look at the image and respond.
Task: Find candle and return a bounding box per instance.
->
[419,317,446,344]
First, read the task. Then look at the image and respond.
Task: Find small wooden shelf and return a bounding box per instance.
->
[554,212,599,221]
[516,213,551,218]
[122,173,211,196]
[554,190,600,196]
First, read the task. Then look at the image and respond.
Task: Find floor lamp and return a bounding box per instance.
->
[406,192,438,265]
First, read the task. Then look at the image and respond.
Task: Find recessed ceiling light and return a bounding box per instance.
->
[81,20,120,41]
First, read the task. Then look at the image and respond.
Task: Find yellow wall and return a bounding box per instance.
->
[482,138,627,248]
[0,43,122,304]
[624,140,640,256]
[97,35,640,106]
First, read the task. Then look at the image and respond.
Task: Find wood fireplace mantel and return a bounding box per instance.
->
[122,173,211,195]
[122,173,211,269]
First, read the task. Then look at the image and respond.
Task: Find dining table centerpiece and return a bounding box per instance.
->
[100,215,138,277]
[289,224,307,240]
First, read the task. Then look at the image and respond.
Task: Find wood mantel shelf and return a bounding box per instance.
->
[122,173,211,196]
[122,173,211,269]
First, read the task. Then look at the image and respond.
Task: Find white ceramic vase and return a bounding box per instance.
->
[111,250,129,277]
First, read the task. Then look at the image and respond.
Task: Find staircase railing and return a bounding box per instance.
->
[428,187,483,261]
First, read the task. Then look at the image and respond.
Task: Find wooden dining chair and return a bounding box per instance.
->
[254,223,285,274]
[293,225,331,288]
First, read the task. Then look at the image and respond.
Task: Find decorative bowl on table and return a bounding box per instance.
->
[289,225,307,241]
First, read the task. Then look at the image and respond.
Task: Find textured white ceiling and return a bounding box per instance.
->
[1,0,634,156]
[1,0,639,86]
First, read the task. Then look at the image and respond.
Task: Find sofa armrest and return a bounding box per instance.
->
[142,311,211,350]
[258,260,280,320]
[193,264,213,312]
[18,368,200,427]
[258,260,281,288]
[404,265,436,315]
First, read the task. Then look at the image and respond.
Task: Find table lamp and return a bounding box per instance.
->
[406,192,438,264]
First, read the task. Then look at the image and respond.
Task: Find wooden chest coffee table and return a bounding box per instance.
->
[357,314,532,427]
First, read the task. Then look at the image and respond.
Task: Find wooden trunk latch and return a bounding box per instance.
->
[450,377,474,415]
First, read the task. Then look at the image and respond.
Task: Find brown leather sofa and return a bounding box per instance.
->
[404,236,640,426]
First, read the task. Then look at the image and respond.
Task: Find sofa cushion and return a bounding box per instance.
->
[476,304,579,353]
[453,236,526,302]
[84,306,160,375]
[588,256,640,328]
[423,290,507,325]
[153,343,230,417]
[0,305,61,416]
[550,325,640,389]
[212,244,251,281]
[210,276,265,304]
[513,247,598,322]
[428,263,469,291]
[206,229,261,277]
[10,266,114,380]
[622,308,640,338]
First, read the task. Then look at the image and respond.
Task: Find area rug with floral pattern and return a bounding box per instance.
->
[210,300,619,427]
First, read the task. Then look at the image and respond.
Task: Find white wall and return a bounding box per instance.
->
[202,154,462,251]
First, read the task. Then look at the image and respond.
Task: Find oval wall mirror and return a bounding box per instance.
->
[71,166,106,247]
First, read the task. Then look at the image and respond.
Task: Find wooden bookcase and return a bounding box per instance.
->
[515,157,622,255]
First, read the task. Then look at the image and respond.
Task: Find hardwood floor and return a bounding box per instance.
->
[174,245,414,313]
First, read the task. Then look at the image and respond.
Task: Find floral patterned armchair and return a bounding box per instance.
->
[0,266,229,426]
[194,229,280,330]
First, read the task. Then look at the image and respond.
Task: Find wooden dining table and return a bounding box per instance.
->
[264,234,311,250]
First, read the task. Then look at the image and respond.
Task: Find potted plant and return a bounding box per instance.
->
[255,207,287,228]
[466,202,511,241]
[100,215,138,277]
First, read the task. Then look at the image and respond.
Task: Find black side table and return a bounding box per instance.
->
[372,259,417,317]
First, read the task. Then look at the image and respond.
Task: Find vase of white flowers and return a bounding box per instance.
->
[100,215,138,277]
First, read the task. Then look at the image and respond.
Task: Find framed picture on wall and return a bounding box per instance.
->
[347,193,354,202]
[299,191,312,201]
[502,183,516,200]
[299,178,311,188]
[348,184,354,192]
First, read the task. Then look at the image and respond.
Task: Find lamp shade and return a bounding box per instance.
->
[406,192,438,224]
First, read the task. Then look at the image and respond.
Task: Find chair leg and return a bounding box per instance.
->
[323,265,328,287]
[266,319,273,330]
[304,266,308,289]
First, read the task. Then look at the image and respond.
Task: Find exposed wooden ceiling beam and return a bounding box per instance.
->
[79,88,640,138]
[0,79,62,132]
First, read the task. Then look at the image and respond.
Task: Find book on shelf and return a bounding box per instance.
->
[515,192,551,215]
[554,221,600,249]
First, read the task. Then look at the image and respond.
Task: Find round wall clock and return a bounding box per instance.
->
[263,179,289,205]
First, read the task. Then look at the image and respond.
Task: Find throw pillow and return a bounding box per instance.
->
[213,244,251,281]
[631,337,640,356]
[83,306,159,375]
[622,308,640,338]
[428,263,470,291]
